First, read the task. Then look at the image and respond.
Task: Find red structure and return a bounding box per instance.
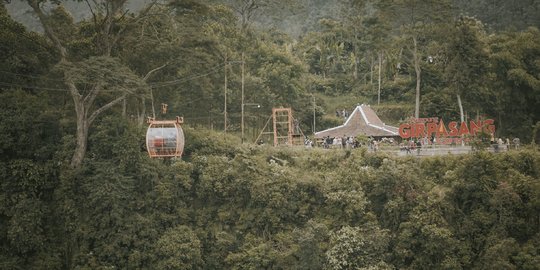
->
[146,116,185,158]
[255,108,304,146]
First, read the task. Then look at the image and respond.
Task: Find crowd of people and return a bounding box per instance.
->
[302,134,522,156]
[320,135,361,149]
[492,136,520,152]
[316,135,395,152]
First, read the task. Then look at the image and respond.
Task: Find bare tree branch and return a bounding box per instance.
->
[85,0,98,26]
[143,63,168,81]
[108,0,159,55]
[27,0,68,59]
[83,81,104,111]
[88,93,127,125]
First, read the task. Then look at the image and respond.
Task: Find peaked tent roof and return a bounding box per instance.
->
[314,104,399,138]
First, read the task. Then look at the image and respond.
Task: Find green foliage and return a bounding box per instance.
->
[183,127,240,158]
[444,16,490,113]
[373,104,414,125]
[2,0,540,269]
[469,130,492,151]
[326,223,391,269]
[57,56,147,96]
[1,116,540,269]
[453,0,540,31]
[225,233,280,269]
[155,225,203,270]
[87,116,145,171]
[0,90,61,161]
[0,3,56,82]
[513,234,540,270]
[487,27,540,141]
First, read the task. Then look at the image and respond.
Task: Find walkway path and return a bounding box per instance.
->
[377,145,510,157]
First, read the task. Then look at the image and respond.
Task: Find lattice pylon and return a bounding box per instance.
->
[255,108,305,147]
[272,108,293,146]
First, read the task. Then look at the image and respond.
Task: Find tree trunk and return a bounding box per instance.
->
[354,57,358,80]
[28,0,128,169]
[378,51,382,105]
[224,53,228,133]
[71,115,89,168]
[412,36,421,118]
[457,93,465,145]
[150,89,156,119]
[396,47,403,81]
[370,55,374,84]
[457,94,464,123]
[241,52,245,143]
[68,86,126,168]
[68,83,88,169]
[122,97,127,117]
[138,96,146,127]
[142,63,167,120]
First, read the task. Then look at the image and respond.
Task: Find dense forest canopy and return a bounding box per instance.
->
[1,0,539,269]
[7,0,540,35]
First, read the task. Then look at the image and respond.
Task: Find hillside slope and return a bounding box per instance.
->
[1,124,539,268]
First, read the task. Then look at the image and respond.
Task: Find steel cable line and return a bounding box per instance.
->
[0,81,144,95]
[0,62,228,90]
[147,62,227,88]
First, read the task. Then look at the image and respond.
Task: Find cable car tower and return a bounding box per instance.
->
[255,107,305,146]
[145,104,185,158]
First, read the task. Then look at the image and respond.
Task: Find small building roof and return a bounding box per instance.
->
[314,104,399,138]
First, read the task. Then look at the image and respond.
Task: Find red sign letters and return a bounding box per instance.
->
[399,118,495,142]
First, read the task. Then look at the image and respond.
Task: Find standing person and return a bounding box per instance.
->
[341,135,347,149]
[354,138,360,148]
[335,137,341,149]
[416,139,422,155]
[505,138,510,151]
[327,136,332,149]
[513,137,520,149]
[496,138,503,153]
[423,136,429,147]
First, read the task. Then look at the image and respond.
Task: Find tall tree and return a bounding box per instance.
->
[118,1,212,126]
[488,27,540,140]
[24,0,154,168]
[161,1,239,129]
[384,0,453,118]
[452,0,540,31]
[444,16,489,123]
[207,0,295,32]
[341,0,392,102]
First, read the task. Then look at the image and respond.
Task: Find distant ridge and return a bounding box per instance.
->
[5,0,154,32]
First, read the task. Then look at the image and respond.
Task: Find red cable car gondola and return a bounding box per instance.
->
[146,116,184,158]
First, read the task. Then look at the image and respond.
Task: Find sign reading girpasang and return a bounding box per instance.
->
[399,118,496,144]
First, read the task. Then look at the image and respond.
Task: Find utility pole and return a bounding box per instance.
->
[224,53,228,133]
[241,52,245,143]
[312,94,316,134]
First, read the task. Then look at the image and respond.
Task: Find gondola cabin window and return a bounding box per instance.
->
[146,117,184,158]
